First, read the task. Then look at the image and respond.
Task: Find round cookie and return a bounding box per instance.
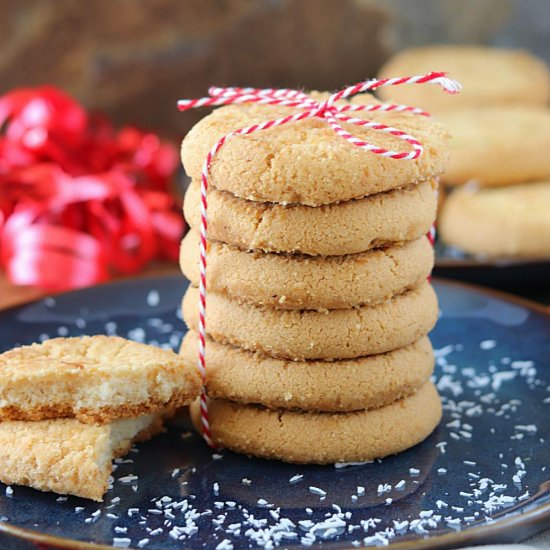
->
[181,331,434,412]
[377,46,550,111]
[184,179,437,256]
[181,231,434,309]
[182,281,438,360]
[181,94,449,206]
[439,181,550,257]
[190,382,442,464]
[439,107,550,187]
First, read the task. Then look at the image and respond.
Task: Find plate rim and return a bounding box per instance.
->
[435,255,550,269]
[1,499,549,550]
[0,275,549,549]
[2,274,548,320]
[434,238,550,270]
[433,277,550,317]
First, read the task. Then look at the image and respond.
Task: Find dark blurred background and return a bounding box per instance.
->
[2,0,549,139]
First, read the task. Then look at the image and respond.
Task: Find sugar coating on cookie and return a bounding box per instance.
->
[184,179,437,256]
[439,181,550,257]
[181,231,434,309]
[439,107,550,186]
[0,414,163,501]
[377,46,550,111]
[0,335,201,423]
[181,332,434,412]
[190,382,441,464]
[182,282,438,361]
[181,95,449,206]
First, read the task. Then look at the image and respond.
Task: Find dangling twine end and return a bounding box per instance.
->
[425,71,462,95]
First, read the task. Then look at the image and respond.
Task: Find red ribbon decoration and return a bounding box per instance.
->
[0,86,183,291]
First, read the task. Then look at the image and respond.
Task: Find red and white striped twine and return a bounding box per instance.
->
[178,72,461,446]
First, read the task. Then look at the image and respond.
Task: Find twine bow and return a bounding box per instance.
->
[177,71,461,446]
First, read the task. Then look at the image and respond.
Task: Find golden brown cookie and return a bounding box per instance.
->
[0,414,163,501]
[439,181,550,257]
[190,382,441,464]
[184,179,437,256]
[377,46,550,111]
[439,107,550,186]
[180,231,434,309]
[0,335,201,423]
[181,331,434,411]
[182,282,438,360]
[181,94,449,206]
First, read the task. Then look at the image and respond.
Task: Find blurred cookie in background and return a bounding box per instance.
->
[437,183,447,217]
[439,106,550,187]
[377,45,550,111]
[439,181,550,258]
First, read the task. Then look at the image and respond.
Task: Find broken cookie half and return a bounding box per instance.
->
[0,335,201,423]
[0,414,163,501]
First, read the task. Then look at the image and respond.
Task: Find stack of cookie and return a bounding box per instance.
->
[0,336,201,500]
[378,45,550,258]
[179,93,450,464]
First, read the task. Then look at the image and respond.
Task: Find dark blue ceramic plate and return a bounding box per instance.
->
[0,277,549,550]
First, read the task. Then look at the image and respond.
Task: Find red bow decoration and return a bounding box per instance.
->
[0,86,183,291]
